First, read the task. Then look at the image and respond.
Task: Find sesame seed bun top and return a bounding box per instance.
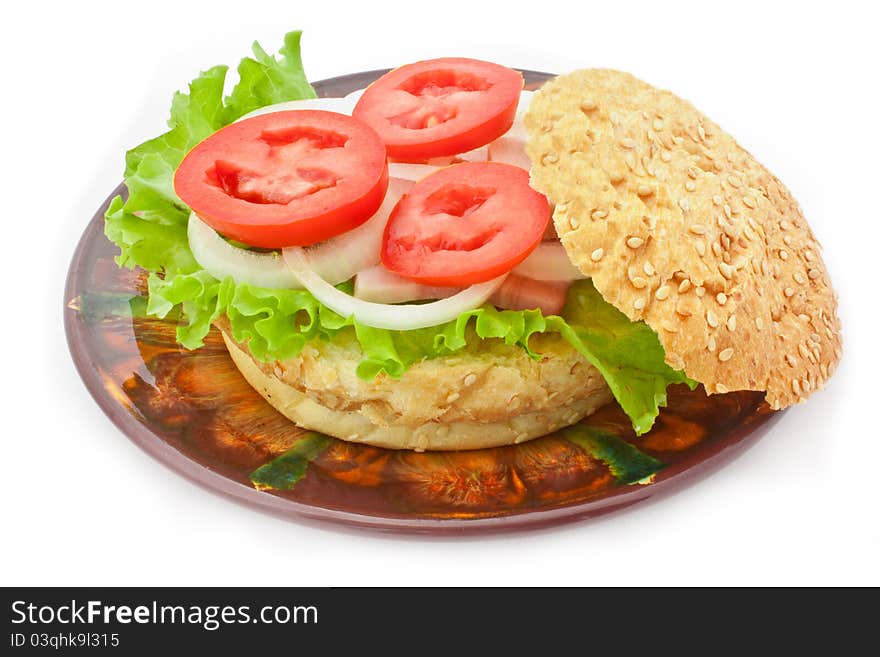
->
[525,69,841,408]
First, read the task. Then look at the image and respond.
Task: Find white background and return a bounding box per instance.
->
[2,0,877,586]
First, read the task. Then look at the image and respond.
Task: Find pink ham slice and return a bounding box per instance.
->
[355,266,570,316]
[489,274,570,316]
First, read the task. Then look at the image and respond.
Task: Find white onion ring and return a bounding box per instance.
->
[188,178,410,289]
[488,136,531,169]
[188,213,301,289]
[282,177,411,283]
[513,241,586,281]
[286,249,506,330]
[508,89,534,142]
[237,96,356,121]
[354,264,461,303]
[343,88,367,105]
[487,89,535,168]
[388,162,442,181]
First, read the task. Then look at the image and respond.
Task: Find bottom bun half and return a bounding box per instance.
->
[220,325,613,451]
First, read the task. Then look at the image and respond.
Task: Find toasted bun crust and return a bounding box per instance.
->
[525,69,841,409]
[220,326,612,451]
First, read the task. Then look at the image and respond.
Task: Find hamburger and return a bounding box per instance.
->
[105,32,841,452]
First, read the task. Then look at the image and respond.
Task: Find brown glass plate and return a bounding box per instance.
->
[64,70,781,533]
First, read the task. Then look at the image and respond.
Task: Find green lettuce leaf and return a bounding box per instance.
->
[103,30,695,435]
[250,433,332,491]
[562,426,665,484]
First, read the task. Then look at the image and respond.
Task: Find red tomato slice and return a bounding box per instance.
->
[381,162,550,286]
[353,58,523,162]
[174,110,388,248]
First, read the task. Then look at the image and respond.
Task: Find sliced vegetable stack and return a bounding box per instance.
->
[174,57,572,326]
[105,31,695,436]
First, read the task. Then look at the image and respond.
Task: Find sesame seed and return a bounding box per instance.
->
[655,285,671,300]
[541,153,558,165]
[783,235,793,246]
[620,137,636,149]
[784,287,795,298]
[742,196,756,208]
[792,379,801,395]
[463,374,477,386]
[798,343,810,359]
[679,198,690,211]
[637,185,654,197]
[661,320,678,333]
[808,268,821,279]
[712,195,723,206]
[720,262,734,279]
[716,383,729,394]
[569,216,580,230]
[698,125,706,140]
[695,286,706,297]
[643,262,656,276]
[707,310,719,328]
[660,151,672,162]
[718,347,734,362]
[690,224,707,235]
[727,315,737,331]
[794,272,806,284]
[634,298,646,310]
[446,392,460,404]
[579,99,597,112]
[716,292,728,305]
[786,354,798,367]
[780,220,790,231]
[676,303,692,317]
[756,316,764,330]
[695,240,706,256]
[727,175,742,188]
[627,236,645,249]
[591,209,608,220]
[685,181,696,192]
[653,119,664,131]
[707,336,716,352]
[779,249,789,261]
[590,248,604,262]
[631,276,648,289]
[712,242,723,258]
